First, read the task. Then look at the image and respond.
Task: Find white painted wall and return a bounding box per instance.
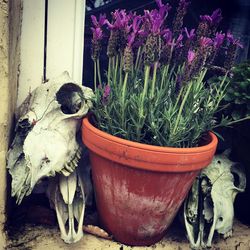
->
[17,0,86,107]
[46,0,85,83]
[17,0,45,107]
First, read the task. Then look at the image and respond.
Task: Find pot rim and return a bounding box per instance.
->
[82,116,218,172]
[82,116,217,154]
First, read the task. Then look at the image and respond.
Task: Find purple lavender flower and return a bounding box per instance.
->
[224,31,243,70]
[163,30,183,50]
[102,85,111,105]
[175,34,184,48]
[155,0,172,19]
[155,0,164,8]
[144,0,170,36]
[184,28,195,40]
[106,10,133,55]
[211,9,222,25]
[226,31,243,48]
[91,27,103,41]
[126,16,142,48]
[91,14,107,28]
[173,0,190,37]
[200,37,213,47]
[103,85,111,98]
[105,9,131,31]
[133,30,148,48]
[144,10,164,35]
[213,32,225,49]
[127,33,136,47]
[91,14,106,60]
[132,15,142,33]
[187,50,196,64]
[91,27,103,60]
[162,29,173,45]
[200,9,222,27]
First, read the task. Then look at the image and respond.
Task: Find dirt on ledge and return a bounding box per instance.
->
[6,219,250,250]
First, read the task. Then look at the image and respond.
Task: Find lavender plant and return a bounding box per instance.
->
[90,0,245,148]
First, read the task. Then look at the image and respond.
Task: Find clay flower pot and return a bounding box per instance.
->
[81,116,218,246]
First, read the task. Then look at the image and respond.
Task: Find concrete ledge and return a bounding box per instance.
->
[6,220,250,250]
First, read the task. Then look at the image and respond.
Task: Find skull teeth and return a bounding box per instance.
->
[60,169,71,177]
[61,147,82,176]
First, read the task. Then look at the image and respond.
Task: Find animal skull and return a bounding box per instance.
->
[184,151,246,249]
[7,71,93,204]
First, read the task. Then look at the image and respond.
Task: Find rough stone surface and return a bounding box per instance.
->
[0,1,10,248]
[0,0,21,248]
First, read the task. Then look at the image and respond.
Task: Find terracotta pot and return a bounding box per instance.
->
[81,117,218,246]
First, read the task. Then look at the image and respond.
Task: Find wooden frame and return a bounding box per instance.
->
[17,0,86,107]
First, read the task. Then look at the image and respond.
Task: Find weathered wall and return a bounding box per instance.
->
[0,0,21,248]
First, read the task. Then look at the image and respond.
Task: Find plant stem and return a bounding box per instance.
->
[94,60,97,91]
[150,62,158,98]
[136,65,150,140]
[122,72,128,105]
[136,47,143,76]
[122,72,129,129]
[135,47,141,71]
[97,58,102,86]
[214,71,229,109]
[224,116,250,126]
[174,87,183,110]
[112,56,115,72]
[119,54,123,85]
[160,64,168,89]
[173,81,193,134]
[108,57,111,84]
[114,54,119,85]
[142,65,150,106]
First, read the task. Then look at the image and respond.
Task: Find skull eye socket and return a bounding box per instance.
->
[56,83,84,114]
[218,217,223,222]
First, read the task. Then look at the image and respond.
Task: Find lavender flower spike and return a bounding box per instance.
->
[187,50,196,64]
[91,27,103,41]
[102,85,111,105]
[155,0,172,19]
[144,9,165,35]
[132,15,142,34]
[213,32,225,49]
[127,33,136,48]
[91,13,107,27]
[155,0,164,8]
[162,29,173,45]
[200,37,213,47]
[175,34,184,48]
[184,28,195,40]
[211,9,222,25]
[173,0,190,37]
[103,85,111,98]
[226,31,243,48]
[200,9,222,26]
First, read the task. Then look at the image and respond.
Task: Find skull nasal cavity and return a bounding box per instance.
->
[56,83,83,114]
